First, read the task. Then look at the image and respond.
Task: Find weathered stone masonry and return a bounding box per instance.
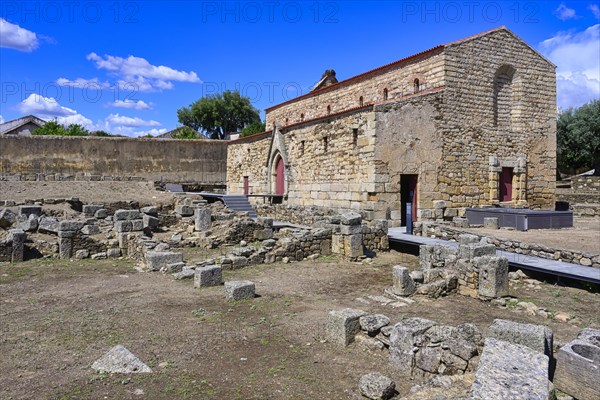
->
[227,27,557,224]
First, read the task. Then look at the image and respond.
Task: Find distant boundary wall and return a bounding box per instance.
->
[0,136,227,185]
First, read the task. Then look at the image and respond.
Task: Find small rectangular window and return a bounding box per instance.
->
[300,140,305,155]
[323,137,328,152]
[352,128,358,147]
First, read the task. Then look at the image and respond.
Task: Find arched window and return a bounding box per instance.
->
[327,105,331,115]
[383,88,388,100]
[359,96,364,106]
[300,113,304,122]
[493,65,516,129]
[413,78,420,93]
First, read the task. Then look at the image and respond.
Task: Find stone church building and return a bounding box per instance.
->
[227,26,556,225]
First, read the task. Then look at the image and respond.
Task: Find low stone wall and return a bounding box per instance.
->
[0,172,147,182]
[414,222,600,268]
[0,135,227,185]
[254,204,340,226]
[571,176,600,192]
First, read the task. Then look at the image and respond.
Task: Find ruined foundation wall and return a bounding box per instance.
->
[0,136,227,184]
[265,48,445,127]
[441,29,557,210]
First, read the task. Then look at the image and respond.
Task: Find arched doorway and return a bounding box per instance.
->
[275,156,285,195]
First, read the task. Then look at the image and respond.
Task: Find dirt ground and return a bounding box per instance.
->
[465,217,600,254]
[0,181,175,205]
[1,251,598,400]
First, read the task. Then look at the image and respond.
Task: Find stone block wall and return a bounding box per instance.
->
[227,27,557,223]
[571,176,600,192]
[265,47,445,128]
[442,28,556,210]
[415,221,600,268]
[0,135,227,185]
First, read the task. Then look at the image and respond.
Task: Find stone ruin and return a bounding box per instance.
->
[387,233,509,300]
[0,198,389,271]
[326,306,599,400]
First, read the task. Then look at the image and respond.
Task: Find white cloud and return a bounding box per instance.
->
[554,3,578,20]
[18,94,78,117]
[110,99,152,110]
[0,18,39,52]
[539,24,600,109]
[105,113,161,128]
[86,52,200,92]
[17,94,93,127]
[590,4,600,19]
[135,128,167,137]
[56,114,93,127]
[56,77,112,89]
[0,115,5,124]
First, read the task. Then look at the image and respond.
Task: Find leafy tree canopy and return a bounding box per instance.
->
[33,120,88,136]
[240,121,266,138]
[177,90,261,139]
[172,126,201,139]
[557,99,600,176]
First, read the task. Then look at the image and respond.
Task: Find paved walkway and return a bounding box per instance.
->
[388,227,600,284]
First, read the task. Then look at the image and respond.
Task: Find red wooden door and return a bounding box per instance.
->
[275,158,285,195]
[408,175,418,221]
[500,167,513,201]
[243,176,249,195]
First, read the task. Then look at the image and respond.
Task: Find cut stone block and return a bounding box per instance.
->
[175,205,194,217]
[468,338,550,400]
[82,204,103,216]
[172,267,194,280]
[114,220,133,233]
[340,212,362,225]
[143,214,159,230]
[59,220,84,232]
[224,280,256,300]
[114,209,141,221]
[483,217,499,229]
[194,207,211,231]
[487,319,553,358]
[17,214,38,232]
[131,219,144,231]
[9,229,25,262]
[358,372,396,400]
[94,209,108,219]
[389,317,435,372]
[475,256,509,298]
[359,314,391,335]
[38,216,59,234]
[145,251,184,271]
[160,262,185,273]
[458,233,479,245]
[554,338,600,400]
[326,308,368,346]
[75,249,89,259]
[344,234,363,258]
[391,265,416,296]
[340,224,363,235]
[91,345,152,373]
[460,243,496,260]
[107,248,121,258]
[0,208,17,228]
[18,205,42,217]
[81,224,100,235]
[140,206,158,216]
[194,265,223,288]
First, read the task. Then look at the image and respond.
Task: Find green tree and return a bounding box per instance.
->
[32,120,65,136]
[64,124,89,136]
[33,121,89,136]
[557,100,600,176]
[177,90,261,139]
[240,121,266,138]
[172,126,201,139]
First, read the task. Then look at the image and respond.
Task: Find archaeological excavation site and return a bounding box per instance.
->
[1,26,599,400]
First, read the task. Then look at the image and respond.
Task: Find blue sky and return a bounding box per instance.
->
[1,1,599,136]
